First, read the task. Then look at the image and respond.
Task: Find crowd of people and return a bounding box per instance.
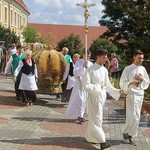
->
[0,42,149,150]
[2,43,38,106]
[58,47,149,149]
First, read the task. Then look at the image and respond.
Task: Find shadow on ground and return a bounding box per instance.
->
[12,117,76,123]
[1,136,98,150]
[0,95,25,108]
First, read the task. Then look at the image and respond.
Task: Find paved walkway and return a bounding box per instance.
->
[0,74,149,150]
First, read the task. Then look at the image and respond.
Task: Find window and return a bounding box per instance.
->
[0,3,1,22]
[5,7,8,23]
[11,10,13,25]
[18,14,19,27]
[14,12,17,26]
[20,15,22,26]
[23,17,25,25]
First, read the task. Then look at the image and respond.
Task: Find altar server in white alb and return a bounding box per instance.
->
[14,49,38,106]
[82,49,121,150]
[119,50,150,146]
[65,50,93,124]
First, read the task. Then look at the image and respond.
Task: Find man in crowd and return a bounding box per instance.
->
[5,44,25,100]
[82,49,121,150]
[7,43,16,58]
[120,50,150,146]
[0,43,4,72]
[60,47,72,102]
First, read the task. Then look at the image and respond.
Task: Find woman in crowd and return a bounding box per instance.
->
[66,53,80,100]
[14,49,38,106]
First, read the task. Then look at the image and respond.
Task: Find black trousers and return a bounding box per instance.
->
[61,81,72,102]
[15,79,22,98]
[22,90,37,102]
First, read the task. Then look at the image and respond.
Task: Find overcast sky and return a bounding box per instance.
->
[23,0,104,26]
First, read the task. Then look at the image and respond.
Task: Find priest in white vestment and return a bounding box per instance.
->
[119,50,150,146]
[82,49,121,150]
[65,50,93,123]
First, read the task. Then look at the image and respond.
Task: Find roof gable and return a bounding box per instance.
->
[15,0,30,14]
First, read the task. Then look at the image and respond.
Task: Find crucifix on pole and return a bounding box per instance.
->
[76,0,95,61]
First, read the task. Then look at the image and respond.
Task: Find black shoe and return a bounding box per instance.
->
[76,117,85,124]
[123,133,129,142]
[78,117,85,122]
[80,117,85,122]
[16,96,20,100]
[128,136,137,146]
[100,142,111,150]
[123,133,137,146]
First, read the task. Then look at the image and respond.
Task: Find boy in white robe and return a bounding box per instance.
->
[119,50,150,146]
[82,49,121,150]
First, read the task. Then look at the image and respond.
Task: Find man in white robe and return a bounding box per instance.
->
[82,49,121,150]
[65,50,93,123]
[119,50,150,146]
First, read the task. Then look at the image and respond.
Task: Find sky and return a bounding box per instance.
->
[23,0,104,26]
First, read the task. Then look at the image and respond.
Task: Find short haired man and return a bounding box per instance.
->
[59,47,72,102]
[120,50,150,146]
[5,44,25,100]
[7,43,16,58]
[82,49,121,150]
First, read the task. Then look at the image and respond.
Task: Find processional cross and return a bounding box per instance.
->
[76,0,95,61]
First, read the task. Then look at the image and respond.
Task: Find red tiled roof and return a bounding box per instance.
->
[15,0,30,14]
[28,23,108,48]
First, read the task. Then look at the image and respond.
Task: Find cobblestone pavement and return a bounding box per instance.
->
[0,74,149,150]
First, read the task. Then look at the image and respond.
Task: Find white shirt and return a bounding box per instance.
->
[120,63,150,95]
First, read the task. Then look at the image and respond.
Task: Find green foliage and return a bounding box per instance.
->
[89,37,118,59]
[119,62,126,71]
[57,33,84,56]
[22,27,46,44]
[22,27,37,43]
[0,26,5,38]
[99,0,150,58]
[110,77,120,88]
[0,25,20,49]
[40,37,46,44]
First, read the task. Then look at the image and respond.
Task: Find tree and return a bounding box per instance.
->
[99,0,150,58]
[57,33,84,56]
[0,26,20,49]
[89,37,118,59]
[22,27,37,43]
[22,26,46,44]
